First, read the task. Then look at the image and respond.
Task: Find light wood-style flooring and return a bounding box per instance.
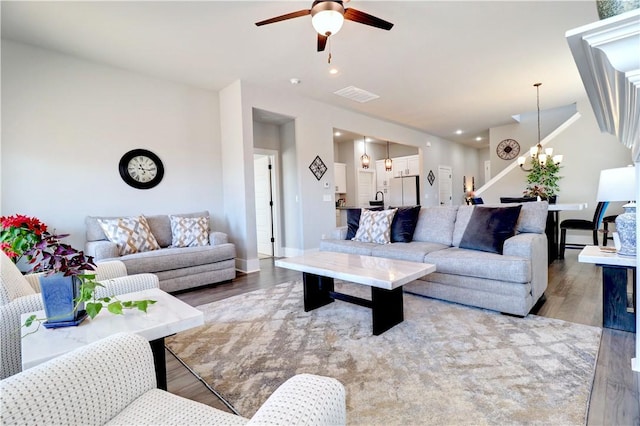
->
[166,250,640,424]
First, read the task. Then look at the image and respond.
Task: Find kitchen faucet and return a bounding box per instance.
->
[375,191,384,202]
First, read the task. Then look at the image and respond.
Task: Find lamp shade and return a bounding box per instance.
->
[596,166,636,201]
[311,10,344,35]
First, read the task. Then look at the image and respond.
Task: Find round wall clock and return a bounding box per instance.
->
[496,139,520,160]
[118,149,164,189]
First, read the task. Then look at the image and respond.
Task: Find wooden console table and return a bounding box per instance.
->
[578,245,636,332]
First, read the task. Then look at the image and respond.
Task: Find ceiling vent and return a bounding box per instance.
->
[334,86,380,103]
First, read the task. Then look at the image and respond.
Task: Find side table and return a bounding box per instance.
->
[578,245,636,332]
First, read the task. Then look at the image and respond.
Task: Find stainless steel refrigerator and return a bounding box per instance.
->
[389,175,420,207]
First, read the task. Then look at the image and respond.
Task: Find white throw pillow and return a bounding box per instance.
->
[98,216,160,256]
[352,209,397,244]
[169,216,209,247]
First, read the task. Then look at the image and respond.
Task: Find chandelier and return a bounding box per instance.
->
[361,137,370,169]
[517,83,563,171]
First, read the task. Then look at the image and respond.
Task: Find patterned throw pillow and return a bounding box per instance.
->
[169,216,209,247]
[352,209,398,244]
[98,216,160,256]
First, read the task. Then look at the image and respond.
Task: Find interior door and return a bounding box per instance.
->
[254,155,273,256]
[358,170,376,208]
[438,166,453,206]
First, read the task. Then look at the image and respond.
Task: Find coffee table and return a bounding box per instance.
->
[275,251,435,335]
[21,287,203,390]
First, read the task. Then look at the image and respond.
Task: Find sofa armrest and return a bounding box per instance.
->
[23,273,44,293]
[503,233,548,302]
[209,231,229,245]
[0,293,44,380]
[0,333,156,424]
[85,240,119,260]
[93,273,159,299]
[332,226,348,240]
[247,373,346,425]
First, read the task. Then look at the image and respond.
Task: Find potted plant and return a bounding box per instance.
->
[23,231,155,331]
[523,159,561,203]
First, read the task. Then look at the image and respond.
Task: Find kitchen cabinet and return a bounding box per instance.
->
[392,155,419,177]
[334,162,346,193]
[375,160,393,191]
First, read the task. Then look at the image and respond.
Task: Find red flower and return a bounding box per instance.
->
[0,214,49,263]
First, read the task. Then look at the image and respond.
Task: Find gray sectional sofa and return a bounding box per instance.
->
[85,211,236,292]
[319,202,549,316]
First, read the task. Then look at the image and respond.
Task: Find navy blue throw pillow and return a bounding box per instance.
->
[345,209,362,240]
[389,206,421,243]
[459,205,522,254]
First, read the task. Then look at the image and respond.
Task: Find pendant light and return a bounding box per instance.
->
[384,141,393,172]
[517,82,564,171]
[361,137,370,169]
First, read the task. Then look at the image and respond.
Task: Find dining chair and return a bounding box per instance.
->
[601,214,618,246]
[559,201,609,259]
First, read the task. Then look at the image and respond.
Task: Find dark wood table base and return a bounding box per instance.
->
[302,272,404,335]
[149,337,168,390]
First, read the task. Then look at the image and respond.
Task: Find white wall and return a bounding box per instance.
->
[1,41,224,250]
[489,104,577,176]
[479,96,632,233]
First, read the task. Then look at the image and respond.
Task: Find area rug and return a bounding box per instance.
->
[166,281,601,425]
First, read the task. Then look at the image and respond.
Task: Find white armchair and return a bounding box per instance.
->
[0,251,159,379]
[0,332,347,425]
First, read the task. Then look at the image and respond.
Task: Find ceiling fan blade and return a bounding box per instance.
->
[255,9,310,26]
[344,8,394,30]
[317,34,328,52]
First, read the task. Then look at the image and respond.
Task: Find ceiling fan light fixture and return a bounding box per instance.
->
[311,1,345,36]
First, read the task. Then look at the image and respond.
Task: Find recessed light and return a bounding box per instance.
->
[475,137,482,141]
[334,131,342,136]
[455,130,463,135]
[289,78,301,85]
[329,68,339,75]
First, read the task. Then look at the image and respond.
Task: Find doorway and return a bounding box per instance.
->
[253,151,281,258]
[438,165,453,206]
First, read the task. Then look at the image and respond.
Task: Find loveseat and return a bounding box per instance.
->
[0,332,347,425]
[85,211,236,293]
[319,202,549,316]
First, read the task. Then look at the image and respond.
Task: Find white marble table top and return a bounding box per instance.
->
[548,203,588,211]
[21,287,203,370]
[275,251,435,291]
[578,245,636,267]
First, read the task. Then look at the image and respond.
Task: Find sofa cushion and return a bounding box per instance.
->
[146,211,210,248]
[98,216,160,256]
[459,205,522,254]
[370,241,449,263]
[424,247,530,283]
[119,244,235,275]
[389,206,421,243]
[412,206,458,246]
[319,239,375,256]
[169,216,209,247]
[353,209,397,244]
[452,202,548,247]
[0,251,36,305]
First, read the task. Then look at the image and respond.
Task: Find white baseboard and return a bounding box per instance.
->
[235,257,260,274]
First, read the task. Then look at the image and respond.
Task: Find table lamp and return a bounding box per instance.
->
[596,166,636,256]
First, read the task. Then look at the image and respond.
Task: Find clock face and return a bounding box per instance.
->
[118,149,164,189]
[496,138,520,160]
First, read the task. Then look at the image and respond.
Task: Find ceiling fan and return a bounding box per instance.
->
[255,0,394,52]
